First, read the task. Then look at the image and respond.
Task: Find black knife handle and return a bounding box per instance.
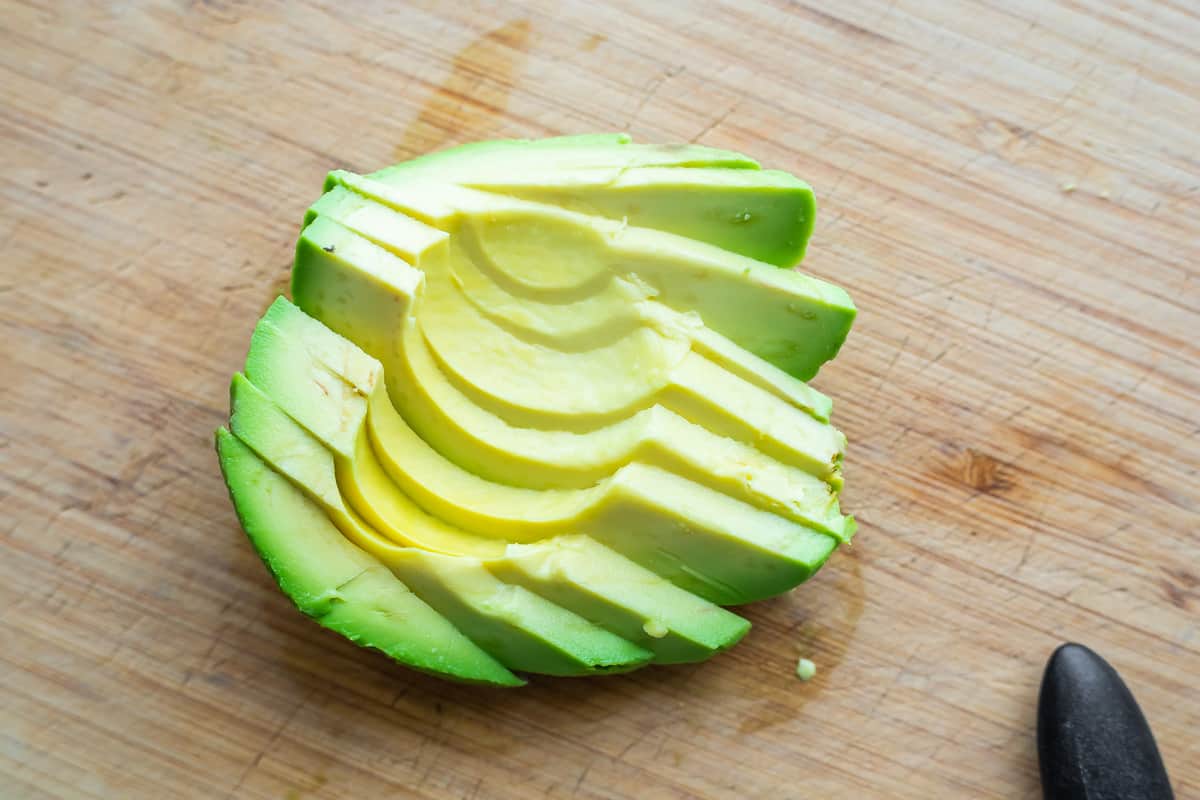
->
[1038,643,1174,800]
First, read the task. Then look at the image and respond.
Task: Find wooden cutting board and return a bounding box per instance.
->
[2,2,1196,797]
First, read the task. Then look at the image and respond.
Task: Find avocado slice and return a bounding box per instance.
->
[462,167,815,268]
[214,428,522,686]
[366,134,814,266]
[293,207,847,491]
[369,134,759,187]
[490,535,751,664]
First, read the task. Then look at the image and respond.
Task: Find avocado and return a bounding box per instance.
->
[216,136,857,682]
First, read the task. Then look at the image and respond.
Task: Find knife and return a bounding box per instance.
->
[1038,642,1175,800]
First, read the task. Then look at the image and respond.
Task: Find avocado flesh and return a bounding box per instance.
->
[491,535,751,663]
[296,204,846,488]
[214,428,522,687]
[462,167,815,267]
[229,372,656,675]
[238,301,754,661]
[329,172,854,382]
[255,294,847,604]
[369,134,760,187]
[302,186,835,423]
[368,134,813,266]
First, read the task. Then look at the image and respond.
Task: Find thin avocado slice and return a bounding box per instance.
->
[367,134,761,186]
[214,428,522,687]
[393,549,652,676]
[491,535,751,663]
[463,167,815,267]
[228,374,653,676]
[364,134,813,265]
[585,467,848,605]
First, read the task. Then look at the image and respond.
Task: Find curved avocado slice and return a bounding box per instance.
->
[364,134,814,266]
[368,134,760,185]
[491,536,751,664]
[293,209,846,488]
[214,428,522,686]
[463,167,815,268]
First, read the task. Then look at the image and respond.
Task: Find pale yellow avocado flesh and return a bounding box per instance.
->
[247,297,848,606]
[228,370,695,671]
[296,202,845,490]
[236,304,753,661]
[291,218,850,542]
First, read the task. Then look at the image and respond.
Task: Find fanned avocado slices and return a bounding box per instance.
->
[216,135,856,682]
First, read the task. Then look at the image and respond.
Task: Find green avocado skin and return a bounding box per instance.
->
[215,427,523,687]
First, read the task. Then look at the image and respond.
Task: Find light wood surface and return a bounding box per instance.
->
[3,2,1197,798]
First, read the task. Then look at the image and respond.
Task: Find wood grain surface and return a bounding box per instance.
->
[2,1,1197,798]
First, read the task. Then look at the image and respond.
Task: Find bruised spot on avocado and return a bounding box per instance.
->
[322,244,336,253]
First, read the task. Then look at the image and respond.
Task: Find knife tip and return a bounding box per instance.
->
[1037,642,1174,800]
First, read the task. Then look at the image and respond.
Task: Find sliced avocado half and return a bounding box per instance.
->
[217,136,856,682]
